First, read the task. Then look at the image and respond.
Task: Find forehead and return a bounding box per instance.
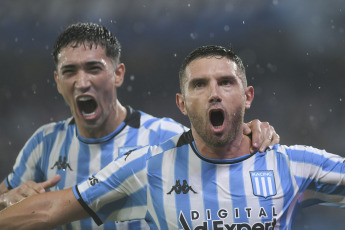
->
[185,56,239,80]
[57,44,110,67]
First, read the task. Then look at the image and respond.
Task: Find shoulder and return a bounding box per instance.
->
[32,117,74,140]
[270,144,344,164]
[139,110,188,132]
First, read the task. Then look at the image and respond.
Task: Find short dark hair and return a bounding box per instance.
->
[52,22,121,67]
[178,45,247,94]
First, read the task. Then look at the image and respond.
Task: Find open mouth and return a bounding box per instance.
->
[77,96,98,117]
[210,109,224,128]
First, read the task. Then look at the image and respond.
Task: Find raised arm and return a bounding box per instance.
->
[0,187,88,230]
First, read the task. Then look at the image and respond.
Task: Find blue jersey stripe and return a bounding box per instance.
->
[55,125,74,190]
[229,162,248,223]
[201,160,218,227]
[175,144,191,229]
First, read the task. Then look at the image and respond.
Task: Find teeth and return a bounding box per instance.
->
[82,111,96,117]
[78,96,93,102]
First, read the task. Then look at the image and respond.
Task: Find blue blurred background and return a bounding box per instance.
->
[1,0,345,228]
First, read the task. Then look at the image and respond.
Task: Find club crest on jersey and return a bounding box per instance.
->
[250,170,277,198]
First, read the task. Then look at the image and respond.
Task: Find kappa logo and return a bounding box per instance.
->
[88,175,99,186]
[124,148,138,161]
[250,170,277,198]
[167,180,197,195]
[50,156,73,171]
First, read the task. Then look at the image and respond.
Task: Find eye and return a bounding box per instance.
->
[87,66,102,74]
[193,80,205,88]
[62,69,76,76]
[219,80,231,86]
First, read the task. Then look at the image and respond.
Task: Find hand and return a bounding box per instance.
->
[0,174,61,210]
[243,119,280,153]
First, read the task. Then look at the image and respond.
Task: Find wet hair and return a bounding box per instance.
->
[52,22,121,67]
[178,45,247,94]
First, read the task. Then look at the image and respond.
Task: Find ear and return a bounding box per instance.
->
[54,71,62,94]
[244,86,254,109]
[114,63,125,87]
[176,93,188,116]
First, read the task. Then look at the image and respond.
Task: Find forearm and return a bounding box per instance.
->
[0,188,88,230]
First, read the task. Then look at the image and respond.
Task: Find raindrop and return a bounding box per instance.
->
[127,85,133,92]
[242,21,245,24]
[147,91,151,95]
[32,84,37,94]
[272,0,279,5]
[318,86,321,90]
[173,53,177,57]
[190,33,198,40]
[309,104,312,107]
[329,108,333,112]
[224,25,230,32]
[209,33,215,38]
[99,18,102,23]
[8,141,12,146]
[130,75,135,81]
[50,117,54,122]
[340,98,342,102]
[188,3,191,7]
[14,37,18,42]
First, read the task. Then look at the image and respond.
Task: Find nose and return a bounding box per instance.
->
[74,71,91,91]
[208,82,222,103]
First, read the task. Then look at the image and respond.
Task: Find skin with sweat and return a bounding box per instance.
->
[54,44,127,139]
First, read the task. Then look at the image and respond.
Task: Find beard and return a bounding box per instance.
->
[188,105,244,148]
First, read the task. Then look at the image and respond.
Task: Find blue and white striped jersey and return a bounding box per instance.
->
[75,130,345,230]
[6,106,187,230]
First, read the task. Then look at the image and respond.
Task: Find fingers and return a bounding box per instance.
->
[245,119,262,152]
[242,122,252,135]
[39,175,61,193]
[257,124,280,153]
[246,120,280,153]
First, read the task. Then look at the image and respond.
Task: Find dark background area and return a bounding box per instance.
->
[1,0,345,228]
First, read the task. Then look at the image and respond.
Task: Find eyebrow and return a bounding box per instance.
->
[60,61,105,70]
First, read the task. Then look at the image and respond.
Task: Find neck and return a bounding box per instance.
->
[193,130,251,160]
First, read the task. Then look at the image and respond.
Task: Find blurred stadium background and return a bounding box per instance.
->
[0,0,345,228]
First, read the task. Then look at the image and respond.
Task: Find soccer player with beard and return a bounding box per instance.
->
[1,45,345,230]
[0,24,279,230]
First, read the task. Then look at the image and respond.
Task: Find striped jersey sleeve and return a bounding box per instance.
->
[74,145,153,225]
